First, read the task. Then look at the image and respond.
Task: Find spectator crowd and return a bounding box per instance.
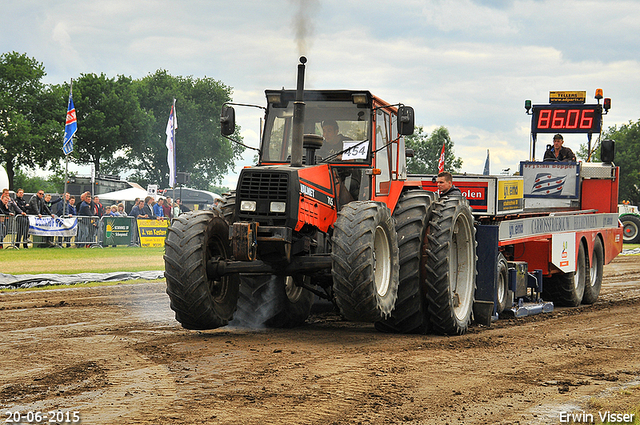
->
[1,189,193,249]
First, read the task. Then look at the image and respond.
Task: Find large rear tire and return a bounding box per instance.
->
[543,240,587,307]
[332,201,399,322]
[621,215,640,244]
[232,274,314,328]
[425,197,477,335]
[582,237,604,304]
[164,210,239,330]
[375,190,433,334]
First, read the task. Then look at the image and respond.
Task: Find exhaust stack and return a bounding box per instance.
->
[290,56,306,167]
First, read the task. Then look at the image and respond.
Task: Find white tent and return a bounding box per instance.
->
[0,166,8,190]
[98,187,149,202]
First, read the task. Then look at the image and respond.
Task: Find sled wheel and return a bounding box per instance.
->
[496,253,509,314]
[544,240,587,307]
[582,237,604,304]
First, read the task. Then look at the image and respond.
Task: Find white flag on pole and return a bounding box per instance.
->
[165,101,177,187]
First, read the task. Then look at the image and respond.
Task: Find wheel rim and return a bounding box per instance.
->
[589,246,601,289]
[623,221,638,241]
[206,233,232,301]
[451,212,474,321]
[575,244,585,291]
[589,256,599,288]
[284,276,304,303]
[497,267,506,307]
[373,225,391,297]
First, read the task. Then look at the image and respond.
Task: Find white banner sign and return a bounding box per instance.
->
[147,184,158,200]
[520,162,579,199]
[28,216,78,237]
[498,213,619,242]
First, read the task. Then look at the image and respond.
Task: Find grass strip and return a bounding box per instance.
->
[0,246,165,274]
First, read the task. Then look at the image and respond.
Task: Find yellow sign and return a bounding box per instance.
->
[549,91,586,103]
[497,180,524,211]
[137,218,169,247]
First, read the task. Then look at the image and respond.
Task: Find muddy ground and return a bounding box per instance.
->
[1,255,640,425]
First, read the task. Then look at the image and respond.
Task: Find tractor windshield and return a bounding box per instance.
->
[261,99,371,164]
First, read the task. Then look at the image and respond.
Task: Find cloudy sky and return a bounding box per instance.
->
[2,0,639,188]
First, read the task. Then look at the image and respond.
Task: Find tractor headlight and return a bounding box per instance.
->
[240,200,256,212]
[270,201,286,213]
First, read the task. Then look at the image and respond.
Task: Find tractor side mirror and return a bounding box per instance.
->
[220,105,236,136]
[398,106,415,136]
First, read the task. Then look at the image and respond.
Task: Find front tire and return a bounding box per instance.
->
[332,201,399,322]
[164,210,239,330]
[220,191,236,224]
[375,190,433,334]
[425,197,477,335]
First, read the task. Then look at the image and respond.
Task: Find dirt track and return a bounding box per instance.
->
[1,255,640,425]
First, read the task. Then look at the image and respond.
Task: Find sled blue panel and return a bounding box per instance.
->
[475,224,499,305]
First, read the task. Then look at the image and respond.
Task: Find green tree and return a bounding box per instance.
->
[405,126,463,174]
[71,73,153,175]
[209,184,231,195]
[129,70,243,190]
[0,52,66,190]
[577,136,602,162]
[602,120,640,205]
[13,169,66,194]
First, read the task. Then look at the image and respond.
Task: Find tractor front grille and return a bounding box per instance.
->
[238,172,289,200]
[237,171,291,224]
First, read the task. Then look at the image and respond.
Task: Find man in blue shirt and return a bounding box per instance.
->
[153,198,165,219]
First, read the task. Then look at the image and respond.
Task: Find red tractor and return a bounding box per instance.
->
[164,57,477,335]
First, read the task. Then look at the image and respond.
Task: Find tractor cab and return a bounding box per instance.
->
[222,80,415,213]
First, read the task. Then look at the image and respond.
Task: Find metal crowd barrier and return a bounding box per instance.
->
[0,215,29,249]
[0,215,141,249]
[73,215,101,248]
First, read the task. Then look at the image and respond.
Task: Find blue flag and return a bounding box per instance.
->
[63,91,77,155]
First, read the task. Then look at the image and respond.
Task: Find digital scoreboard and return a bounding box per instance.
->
[531,104,602,134]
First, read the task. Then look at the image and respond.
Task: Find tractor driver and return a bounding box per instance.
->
[543,134,576,162]
[321,120,351,158]
[321,120,361,206]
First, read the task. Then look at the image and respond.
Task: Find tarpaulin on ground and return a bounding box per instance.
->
[0,271,165,289]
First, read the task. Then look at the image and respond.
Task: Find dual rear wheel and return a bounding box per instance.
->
[374,193,477,335]
[543,238,604,307]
